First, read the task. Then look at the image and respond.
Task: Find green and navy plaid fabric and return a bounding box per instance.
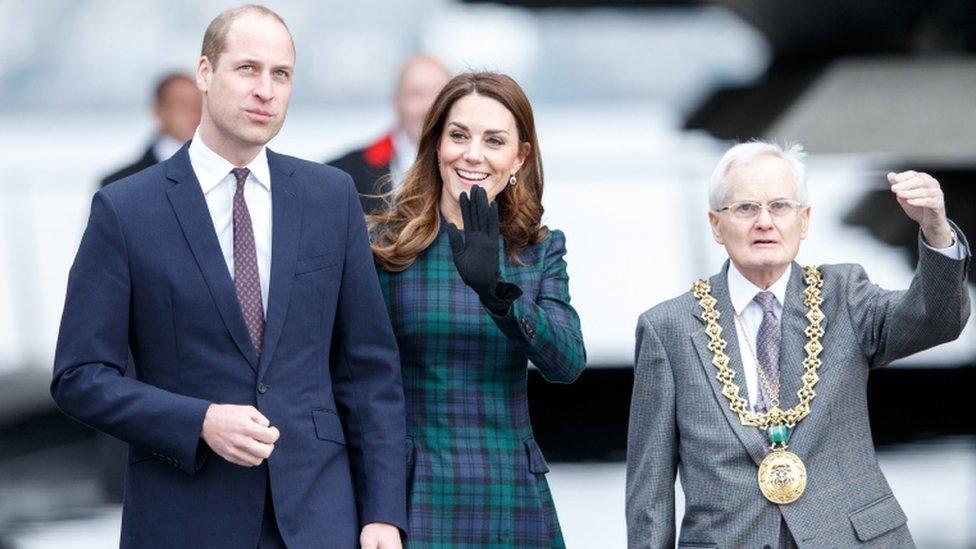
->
[377,226,586,548]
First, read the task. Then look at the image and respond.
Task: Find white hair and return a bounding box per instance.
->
[708,141,808,211]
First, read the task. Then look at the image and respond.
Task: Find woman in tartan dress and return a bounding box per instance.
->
[369,72,586,548]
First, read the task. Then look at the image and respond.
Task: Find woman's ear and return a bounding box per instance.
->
[513,141,531,174]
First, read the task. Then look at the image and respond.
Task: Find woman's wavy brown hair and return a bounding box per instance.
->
[369,71,547,272]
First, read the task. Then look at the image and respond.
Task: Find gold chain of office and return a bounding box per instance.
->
[691,266,825,430]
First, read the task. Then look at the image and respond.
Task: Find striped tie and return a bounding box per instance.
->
[753,291,780,411]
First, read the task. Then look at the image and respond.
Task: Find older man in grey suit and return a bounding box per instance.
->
[626,141,970,548]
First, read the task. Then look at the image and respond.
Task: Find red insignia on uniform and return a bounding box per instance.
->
[363,133,395,168]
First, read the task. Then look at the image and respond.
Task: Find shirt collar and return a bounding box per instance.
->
[152,133,185,162]
[188,128,271,194]
[392,126,417,165]
[727,261,792,314]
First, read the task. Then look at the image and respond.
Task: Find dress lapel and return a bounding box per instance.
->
[165,145,258,372]
[256,150,301,380]
[690,262,769,466]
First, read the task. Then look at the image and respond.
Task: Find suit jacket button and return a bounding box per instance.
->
[257,383,269,394]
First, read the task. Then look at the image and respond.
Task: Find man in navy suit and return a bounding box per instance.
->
[51,5,405,548]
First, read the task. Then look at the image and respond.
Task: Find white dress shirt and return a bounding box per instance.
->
[389,127,417,189]
[727,262,790,411]
[188,130,272,316]
[727,236,963,409]
[152,133,186,163]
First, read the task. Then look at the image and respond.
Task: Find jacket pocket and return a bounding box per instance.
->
[849,493,907,542]
[677,543,716,549]
[311,408,347,445]
[295,252,339,275]
[523,437,550,474]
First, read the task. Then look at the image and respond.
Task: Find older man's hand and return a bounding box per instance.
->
[360,522,402,549]
[887,170,954,248]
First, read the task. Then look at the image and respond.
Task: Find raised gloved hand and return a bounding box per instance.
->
[446,185,522,314]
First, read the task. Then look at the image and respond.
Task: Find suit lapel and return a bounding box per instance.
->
[256,150,301,379]
[691,263,769,466]
[165,145,259,372]
[778,264,807,412]
[778,263,828,438]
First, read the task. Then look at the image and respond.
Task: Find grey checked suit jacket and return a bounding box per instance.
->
[626,227,971,548]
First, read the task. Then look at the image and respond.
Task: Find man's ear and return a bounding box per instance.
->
[799,205,811,240]
[708,211,724,244]
[196,56,212,93]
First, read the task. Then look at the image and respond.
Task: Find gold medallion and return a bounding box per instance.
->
[758,449,806,504]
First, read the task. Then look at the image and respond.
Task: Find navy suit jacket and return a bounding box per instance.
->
[52,144,406,548]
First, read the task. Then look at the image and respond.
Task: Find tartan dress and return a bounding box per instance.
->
[376,226,586,548]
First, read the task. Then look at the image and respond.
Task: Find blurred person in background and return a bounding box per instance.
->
[329,54,450,213]
[626,142,970,548]
[52,5,405,548]
[369,71,586,548]
[100,72,201,187]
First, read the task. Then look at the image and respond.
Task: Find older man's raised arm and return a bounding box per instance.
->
[847,170,971,368]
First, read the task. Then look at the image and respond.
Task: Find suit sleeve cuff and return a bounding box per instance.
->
[922,232,964,260]
[359,506,408,536]
[174,397,213,476]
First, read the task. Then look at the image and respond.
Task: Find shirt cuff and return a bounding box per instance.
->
[923,231,964,260]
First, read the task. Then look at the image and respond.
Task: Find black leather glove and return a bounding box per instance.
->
[446,185,522,315]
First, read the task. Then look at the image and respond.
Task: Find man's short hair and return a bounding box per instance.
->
[200,4,292,70]
[708,141,808,211]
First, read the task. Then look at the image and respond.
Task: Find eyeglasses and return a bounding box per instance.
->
[716,199,804,219]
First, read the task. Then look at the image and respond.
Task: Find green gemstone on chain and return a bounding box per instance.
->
[768,424,791,445]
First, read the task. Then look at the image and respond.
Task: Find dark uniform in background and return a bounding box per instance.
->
[100,73,200,188]
[328,133,395,214]
[326,54,450,214]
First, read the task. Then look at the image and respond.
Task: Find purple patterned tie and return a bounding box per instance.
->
[231,167,265,357]
[753,291,780,412]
